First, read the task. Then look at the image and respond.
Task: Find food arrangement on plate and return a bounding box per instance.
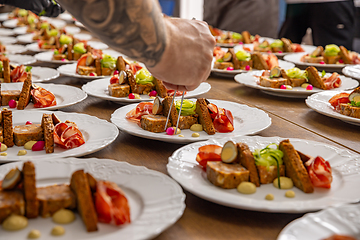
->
[253,38,305,54]
[0,160,130,236]
[0,110,85,157]
[126,98,234,136]
[328,87,360,119]
[0,55,33,83]
[209,26,260,46]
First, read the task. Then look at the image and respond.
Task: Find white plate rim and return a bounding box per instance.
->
[30,66,60,82]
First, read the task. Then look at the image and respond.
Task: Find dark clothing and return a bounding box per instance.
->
[279,1,356,49]
[203,0,279,38]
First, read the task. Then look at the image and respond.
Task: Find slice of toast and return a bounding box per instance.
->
[3,58,11,83]
[2,109,14,147]
[279,139,314,193]
[17,74,32,110]
[339,46,352,64]
[237,143,260,187]
[281,38,293,52]
[23,161,39,218]
[251,52,269,70]
[70,170,98,232]
[280,69,306,87]
[241,31,251,44]
[162,96,178,126]
[154,78,168,98]
[229,48,240,69]
[306,66,326,90]
[116,56,126,71]
[195,98,215,135]
[41,114,54,153]
[126,69,140,94]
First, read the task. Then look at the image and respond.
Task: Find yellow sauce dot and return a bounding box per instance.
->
[237,182,256,194]
[265,194,274,201]
[301,83,310,88]
[28,229,41,239]
[51,226,65,236]
[174,127,181,135]
[52,209,76,224]
[2,214,28,231]
[17,150,27,156]
[24,141,37,150]
[1,144,8,152]
[0,152,7,156]
[192,133,200,137]
[190,124,203,132]
[134,94,141,99]
[178,135,184,137]
[285,190,295,198]
[285,85,293,90]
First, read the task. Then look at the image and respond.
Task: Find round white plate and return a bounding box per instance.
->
[167,135,360,213]
[25,42,48,52]
[72,33,92,41]
[0,158,185,240]
[58,12,74,22]
[1,82,87,111]
[1,44,27,54]
[0,36,17,44]
[342,64,360,81]
[212,59,295,77]
[19,32,92,44]
[0,110,118,162]
[283,53,358,70]
[240,43,317,57]
[82,79,211,103]
[29,67,60,82]
[234,70,359,98]
[87,41,108,50]
[0,12,9,22]
[75,21,86,29]
[305,90,360,126]
[2,18,66,29]
[0,28,14,36]
[14,25,81,36]
[57,63,103,79]
[7,54,36,65]
[278,203,360,240]
[110,99,272,144]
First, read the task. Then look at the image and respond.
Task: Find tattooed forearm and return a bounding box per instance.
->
[56,0,167,67]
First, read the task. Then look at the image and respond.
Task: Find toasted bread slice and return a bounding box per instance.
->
[241,31,251,44]
[67,43,73,60]
[196,98,215,135]
[162,96,178,126]
[339,46,352,64]
[281,38,293,52]
[2,109,14,147]
[251,52,269,70]
[310,46,323,57]
[154,78,168,98]
[323,55,340,64]
[116,56,126,71]
[0,190,25,223]
[3,58,11,83]
[229,48,240,69]
[70,170,98,232]
[17,74,32,110]
[279,139,314,193]
[280,69,306,87]
[237,143,260,187]
[23,161,39,218]
[306,66,326,90]
[41,114,54,153]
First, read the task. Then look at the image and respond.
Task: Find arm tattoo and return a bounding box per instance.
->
[56,0,167,67]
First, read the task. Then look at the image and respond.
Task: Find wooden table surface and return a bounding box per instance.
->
[3,20,360,240]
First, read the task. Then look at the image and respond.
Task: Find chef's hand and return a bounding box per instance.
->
[147,17,215,91]
[2,0,63,17]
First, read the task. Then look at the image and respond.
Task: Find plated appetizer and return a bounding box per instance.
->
[0,160,130,236]
[52,39,98,61]
[328,86,360,119]
[258,66,342,90]
[301,44,360,65]
[126,98,234,135]
[0,55,33,83]
[253,38,304,53]
[210,26,260,45]
[197,139,332,195]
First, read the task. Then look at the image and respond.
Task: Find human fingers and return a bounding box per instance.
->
[162,82,190,92]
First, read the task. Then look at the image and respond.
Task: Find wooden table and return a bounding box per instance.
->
[5,23,360,239]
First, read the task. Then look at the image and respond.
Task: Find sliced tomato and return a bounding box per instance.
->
[95,181,131,225]
[110,75,119,84]
[263,54,279,69]
[196,145,222,170]
[76,54,88,73]
[291,43,305,52]
[323,235,357,240]
[38,40,45,49]
[243,47,252,52]
[166,90,185,97]
[91,49,103,59]
[128,62,143,75]
[306,156,332,188]
[31,86,57,108]
[328,93,350,109]
[207,103,218,119]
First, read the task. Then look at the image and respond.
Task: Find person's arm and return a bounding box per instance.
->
[56,0,215,90]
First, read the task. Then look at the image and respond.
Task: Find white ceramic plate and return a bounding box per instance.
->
[212,59,295,77]
[58,12,74,22]
[278,203,360,240]
[240,43,317,57]
[342,64,360,81]
[14,25,81,36]
[305,90,360,126]
[26,40,106,52]
[82,79,211,103]
[0,158,185,240]
[0,12,9,22]
[28,67,60,82]
[2,18,66,29]
[2,44,27,54]
[0,28,14,36]
[57,63,103,79]
[1,82,87,110]
[110,99,272,144]
[8,54,36,65]
[167,136,360,213]
[72,33,92,41]
[34,49,119,64]
[234,70,359,98]
[0,111,118,162]
[75,21,86,29]
[283,53,357,70]
[0,36,17,44]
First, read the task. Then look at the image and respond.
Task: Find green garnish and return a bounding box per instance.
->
[321,70,326,78]
[286,67,307,79]
[27,15,36,24]
[25,66,32,72]
[175,99,196,116]
[350,101,360,107]
[0,61,3,72]
[324,44,340,56]
[135,68,154,85]
[235,49,251,61]
[53,49,59,55]
[259,42,269,48]
[73,42,87,54]
[270,39,284,48]
[232,32,242,40]
[40,22,49,29]
[253,143,284,189]
[59,34,73,45]
[18,9,28,17]
[100,54,117,69]
[48,29,58,37]
[216,59,223,63]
